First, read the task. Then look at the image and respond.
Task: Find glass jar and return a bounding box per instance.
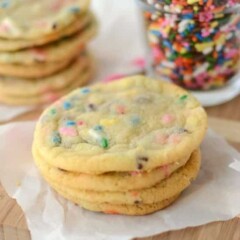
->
[137,0,240,105]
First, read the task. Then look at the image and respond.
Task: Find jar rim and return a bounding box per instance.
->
[136,0,240,15]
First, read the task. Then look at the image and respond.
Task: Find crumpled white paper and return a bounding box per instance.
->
[0,122,240,240]
[89,0,146,83]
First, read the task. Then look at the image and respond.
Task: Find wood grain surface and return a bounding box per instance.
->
[1,95,240,240]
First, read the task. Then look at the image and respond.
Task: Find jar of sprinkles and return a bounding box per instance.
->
[137,0,240,94]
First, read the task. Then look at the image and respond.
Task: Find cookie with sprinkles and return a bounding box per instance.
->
[0,56,73,78]
[34,144,191,192]
[0,0,90,39]
[33,75,207,174]
[36,150,200,205]
[0,54,94,105]
[0,11,93,52]
[33,75,207,215]
[0,12,97,64]
[40,150,200,215]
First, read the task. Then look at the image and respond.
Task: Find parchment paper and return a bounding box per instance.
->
[0,122,240,240]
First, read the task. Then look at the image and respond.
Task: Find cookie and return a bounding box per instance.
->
[0,0,90,39]
[0,11,94,52]
[54,189,180,216]
[0,54,90,96]
[34,146,190,192]
[0,14,97,64]
[33,76,207,174]
[40,150,200,205]
[0,57,73,78]
[0,61,94,106]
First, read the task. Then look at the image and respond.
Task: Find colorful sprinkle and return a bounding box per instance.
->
[77,120,85,126]
[104,210,119,215]
[161,164,170,178]
[100,118,118,126]
[59,127,78,137]
[142,0,240,90]
[69,6,80,13]
[130,115,141,125]
[161,114,175,124]
[132,57,146,69]
[51,131,61,145]
[63,101,72,110]
[100,138,109,149]
[65,120,76,126]
[131,191,140,197]
[116,105,126,114]
[179,95,188,101]
[103,74,126,83]
[49,108,57,115]
[130,171,142,176]
[93,125,103,131]
[80,88,91,94]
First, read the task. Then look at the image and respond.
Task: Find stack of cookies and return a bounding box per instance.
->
[33,76,208,216]
[0,0,97,106]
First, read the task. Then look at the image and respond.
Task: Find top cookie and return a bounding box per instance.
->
[33,76,207,174]
[0,0,90,39]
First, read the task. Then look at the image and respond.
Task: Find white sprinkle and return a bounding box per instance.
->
[161,60,175,69]
[216,45,223,51]
[184,74,192,81]
[89,129,101,141]
[155,3,162,10]
[203,47,213,55]
[147,0,155,4]
[163,5,170,11]
[193,63,210,77]
[226,32,233,40]
[178,20,192,33]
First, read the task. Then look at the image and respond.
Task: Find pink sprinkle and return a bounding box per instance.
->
[103,74,126,83]
[104,210,119,215]
[132,58,146,69]
[50,0,64,11]
[152,47,163,61]
[201,28,211,37]
[43,92,60,103]
[161,114,175,124]
[116,105,126,114]
[31,48,47,61]
[161,164,170,178]
[168,134,181,144]
[224,49,239,59]
[155,134,168,144]
[131,191,139,197]
[59,127,78,137]
[0,23,10,32]
[77,120,85,126]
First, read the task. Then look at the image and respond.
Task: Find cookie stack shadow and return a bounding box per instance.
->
[33,76,208,216]
[0,7,97,106]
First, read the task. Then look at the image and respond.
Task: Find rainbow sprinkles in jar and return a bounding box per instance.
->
[141,0,240,90]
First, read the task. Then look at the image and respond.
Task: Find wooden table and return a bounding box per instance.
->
[0,96,240,240]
